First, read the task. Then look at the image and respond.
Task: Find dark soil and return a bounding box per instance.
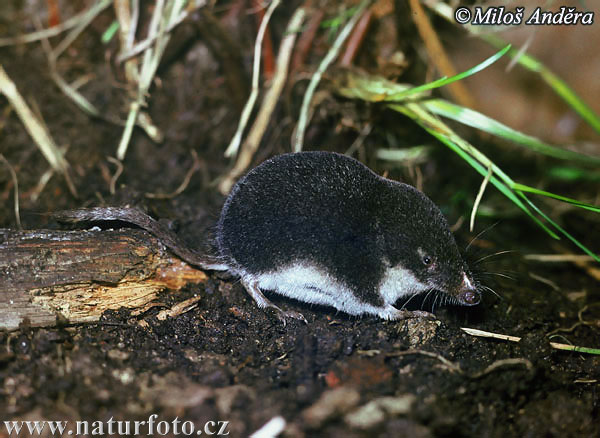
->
[1,2,599,437]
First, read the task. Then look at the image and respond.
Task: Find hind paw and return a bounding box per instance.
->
[274,308,308,326]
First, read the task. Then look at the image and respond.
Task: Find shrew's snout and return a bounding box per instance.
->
[456,273,480,306]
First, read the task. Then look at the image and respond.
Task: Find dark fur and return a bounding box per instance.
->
[217,151,470,307]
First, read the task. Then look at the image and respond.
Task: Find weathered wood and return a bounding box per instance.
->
[0,228,207,330]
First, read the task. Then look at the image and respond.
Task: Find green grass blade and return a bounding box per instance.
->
[422,4,600,134]
[516,191,600,262]
[423,99,600,165]
[484,35,600,134]
[389,103,515,185]
[391,103,560,239]
[548,166,600,182]
[384,44,511,102]
[512,183,600,213]
[101,20,120,44]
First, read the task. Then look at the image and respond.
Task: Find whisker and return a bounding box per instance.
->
[421,289,435,311]
[482,272,516,281]
[481,285,502,300]
[400,288,429,310]
[474,250,517,265]
[432,292,440,313]
[438,292,445,311]
[465,221,501,252]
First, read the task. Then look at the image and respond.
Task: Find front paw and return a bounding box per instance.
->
[378,305,436,321]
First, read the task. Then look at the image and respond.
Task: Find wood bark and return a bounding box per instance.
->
[0,228,207,330]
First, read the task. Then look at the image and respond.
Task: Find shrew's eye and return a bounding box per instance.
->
[422,255,432,266]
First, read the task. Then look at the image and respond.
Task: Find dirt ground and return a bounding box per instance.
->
[1,1,599,437]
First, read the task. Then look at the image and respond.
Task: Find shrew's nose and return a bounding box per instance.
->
[458,273,480,306]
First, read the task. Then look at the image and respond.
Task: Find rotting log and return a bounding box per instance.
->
[0,228,207,330]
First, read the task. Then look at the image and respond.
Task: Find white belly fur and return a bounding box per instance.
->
[253,262,429,317]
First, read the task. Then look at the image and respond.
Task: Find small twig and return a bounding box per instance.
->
[548,304,600,336]
[106,156,124,195]
[449,215,465,233]
[461,327,600,355]
[116,1,207,63]
[339,7,372,66]
[528,272,560,291]
[252,0,275,80]
[356,349,381,357]
[345,123,372,156]
[0,0,112,47]
[219,6,305,194]
[415,165,423,193]
[69,73,95,91]
[0,154,22,229]
[224,0,281,158]
[34,11,157,131]
[293,0,371,152]
[579,304,599,327]
[126,0,140,51]
[470,358,533,379]
[114,0,140,85]
[290,8,324,75]
[387,349,463,374]
[34,14,102,120]
[156,295,202,321]
[146,150,202,199]
[523,254,594,262]
[547,321,584,337]
[470,164,492,232]
[116,0,185,160]
[51,0,113,60]
[30,168,54,202]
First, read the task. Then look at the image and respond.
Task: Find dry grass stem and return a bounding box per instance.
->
[409,0,475,109]
[293,0,370,152]
[146,150,201,199]
[461,327,600,354]
[470,358,533,378]
[0,154,21,229]
[388,349,463,374]
[224,0,282,158]
[0,0,112,47]
[470,164,492,232]
[0,64,77,197]
[116,0,190,160]
[106,156,124,195]
[219,6,305,193]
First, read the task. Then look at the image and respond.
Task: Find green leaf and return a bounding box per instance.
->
[423,99,600,165]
